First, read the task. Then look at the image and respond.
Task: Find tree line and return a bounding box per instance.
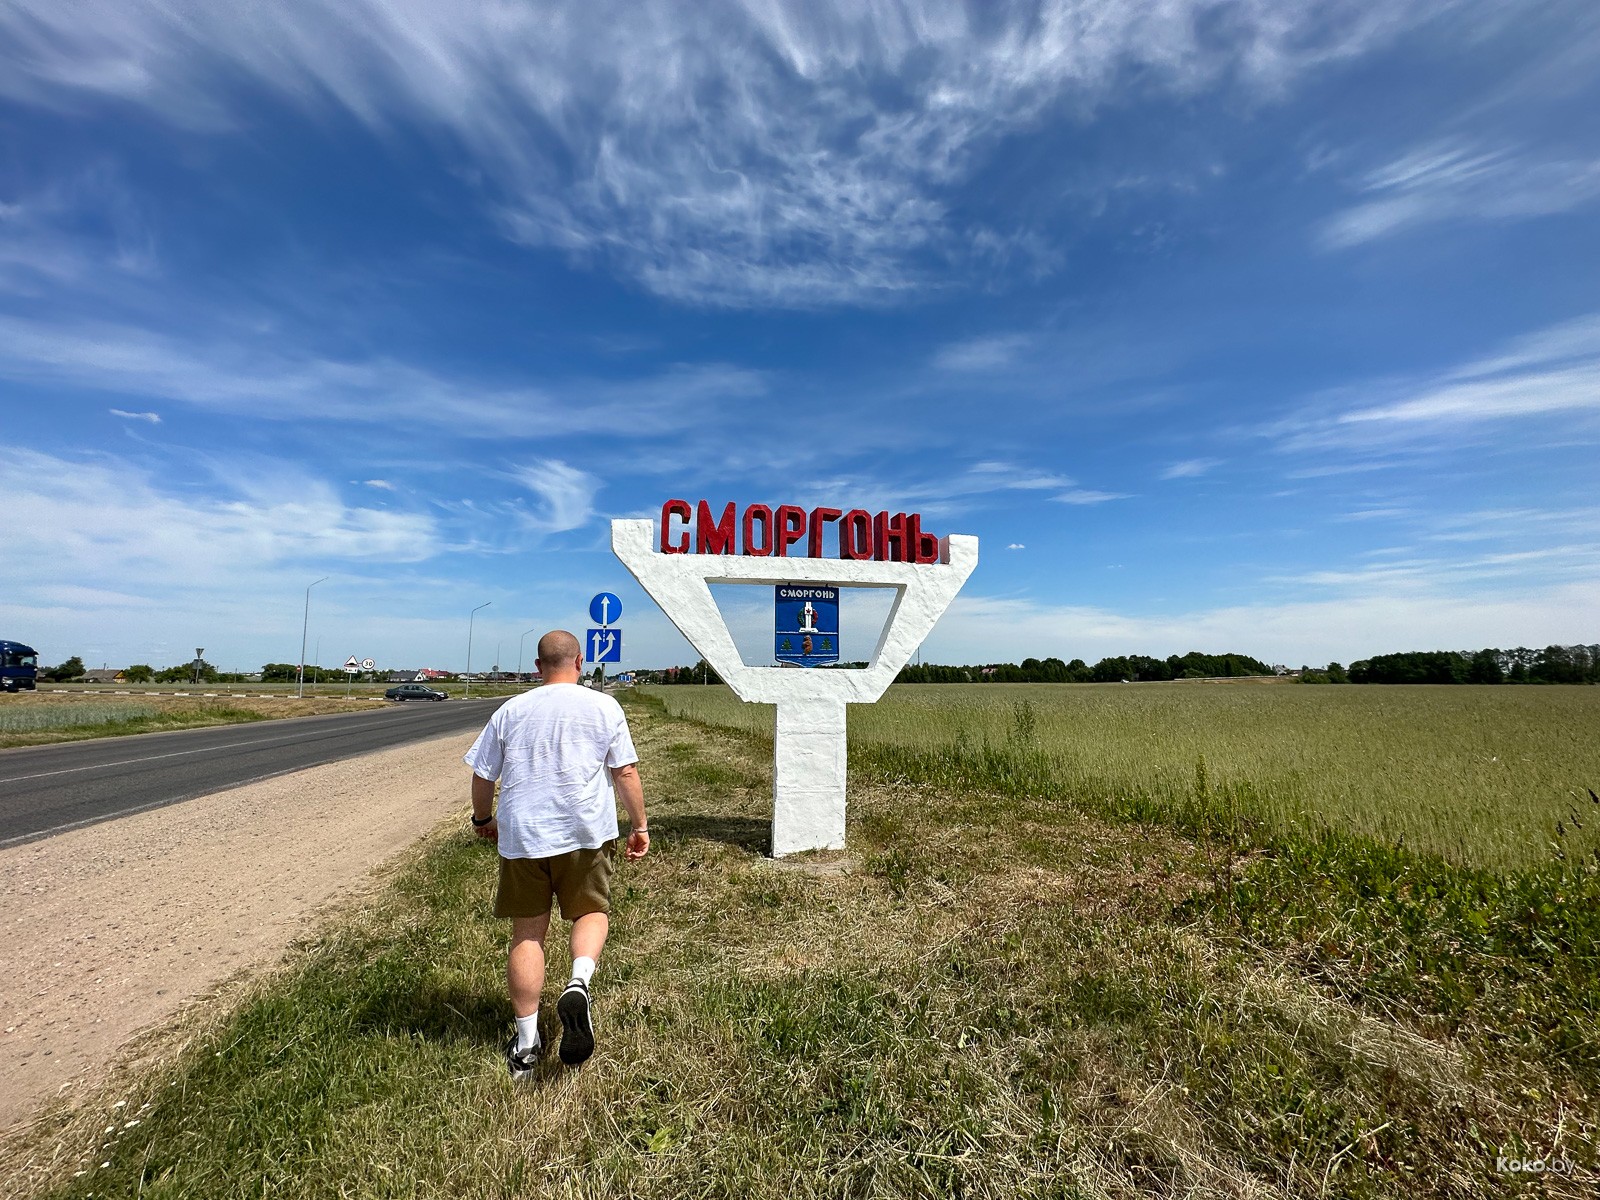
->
[643,651,1277,685]
[898,651,1277,683]
[1322,645,1600,685]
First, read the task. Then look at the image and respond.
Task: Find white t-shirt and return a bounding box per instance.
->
[463,684,639,859]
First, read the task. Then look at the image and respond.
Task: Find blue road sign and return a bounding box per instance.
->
[589,592,623,626]
[587,627,622,663]
[774,585,839,667]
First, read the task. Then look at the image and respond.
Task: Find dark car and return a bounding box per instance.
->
[385,683,448,702]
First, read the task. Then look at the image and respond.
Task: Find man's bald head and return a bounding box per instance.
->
[535,630,583,680]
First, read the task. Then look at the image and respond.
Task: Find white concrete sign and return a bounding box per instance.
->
[612,508,977,856]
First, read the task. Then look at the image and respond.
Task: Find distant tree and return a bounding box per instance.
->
[124,664,154,683]
[154,659,219,684]
[44,655,85,682]
[1467,649,1504,685]
[260,663,300,683]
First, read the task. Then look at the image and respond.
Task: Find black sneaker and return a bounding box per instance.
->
[505,1034,540,1081]
[557,980,595,1066]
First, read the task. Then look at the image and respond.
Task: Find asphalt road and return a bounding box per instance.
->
[0,699,505,848]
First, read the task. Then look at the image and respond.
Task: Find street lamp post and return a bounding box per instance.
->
[518,626,538,684]
[298,576,328,699]
[465,601,491,698]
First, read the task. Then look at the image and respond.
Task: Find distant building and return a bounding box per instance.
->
[80,669,125,684]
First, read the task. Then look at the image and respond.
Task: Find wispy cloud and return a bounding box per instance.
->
[933,335,1029,372]
[360,479,395,491]
[1272,312,1600,451]
[0,0,1432,307]
[1007,543,1025,550]
[930,576,1600,666]
[0,449,440,590]
[1160,457,1219,479]
[506,461,601,536]
[1319,140,1600,249]
[0,314,764,439]
[1052,488,1131,505]
[953,461,1075,494]
[109,408,160,423]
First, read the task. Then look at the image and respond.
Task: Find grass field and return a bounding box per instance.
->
[2,689,1594,1199]
[0,685,530,749]
[648,682,1600,871]
[0,692,389,749]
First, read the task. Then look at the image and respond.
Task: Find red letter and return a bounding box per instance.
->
[661,499,691,554]
[908,512,940,563]
[809,507,841,558]
[697,501,736,555]
[743,504,774,556]
[775,504,807,556]
[875,511,908,562]
[840,509,873,560]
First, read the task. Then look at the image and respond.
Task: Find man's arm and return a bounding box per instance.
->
[470,773,497,840]
[611,763,649,860]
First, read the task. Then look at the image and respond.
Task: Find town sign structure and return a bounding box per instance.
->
[612,501,978,857]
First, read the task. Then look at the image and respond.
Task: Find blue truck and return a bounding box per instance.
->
[0,641,39,692]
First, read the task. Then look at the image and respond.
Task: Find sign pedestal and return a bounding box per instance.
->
[611,517,976,857]
[772,697,848,855]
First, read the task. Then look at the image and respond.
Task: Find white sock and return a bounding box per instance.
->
[570,956,596,987]
[514,1013,540,1053]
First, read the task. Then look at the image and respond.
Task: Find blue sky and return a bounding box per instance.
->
[2,0,1598,674]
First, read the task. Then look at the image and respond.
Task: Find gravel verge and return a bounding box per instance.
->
[0,728,476,1135]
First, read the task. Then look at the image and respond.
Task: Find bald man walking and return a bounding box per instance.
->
[465,630,649,1075]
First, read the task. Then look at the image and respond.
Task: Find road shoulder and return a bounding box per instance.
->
[0,728,477,1136]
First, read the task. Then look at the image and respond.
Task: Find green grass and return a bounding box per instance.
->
[5,692,1595,1199]
[0,702,268,747]
[0,703,162,733]
[648,682,1600,870]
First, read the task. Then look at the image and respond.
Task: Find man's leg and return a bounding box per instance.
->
[568,912,609,983]
[508,913,551,1017]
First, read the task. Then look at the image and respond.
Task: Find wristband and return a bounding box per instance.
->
[632,827,649,834]
[471,813,494,827]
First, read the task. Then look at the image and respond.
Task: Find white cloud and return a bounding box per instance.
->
[1052,488,1131,505]
[0,0,1434,307]
[923,577,1600,667]
[0,314,764,438]
[1273,311,1600,451]
[1007,542,1026,550]
[361,478,395,490]
[954,461,1075,493]
[0,450,439,587]
[506,461,601,535]
[109,408,160,423]
[1320,140,1600,249]
[1160,457,1219,479]
[933,335,1029,372]
[1338,364,1600,426]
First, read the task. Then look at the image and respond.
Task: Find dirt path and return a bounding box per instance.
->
[0,728,478,1135]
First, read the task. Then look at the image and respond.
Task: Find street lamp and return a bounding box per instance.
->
[465,601,491,698]
[518,626,538,684]
[298,577,328,698]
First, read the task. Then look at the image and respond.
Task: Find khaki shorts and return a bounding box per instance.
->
[494,842,616,920]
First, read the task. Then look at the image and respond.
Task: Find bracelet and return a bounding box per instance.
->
[471,813,495,827]
[632,827,649,834]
